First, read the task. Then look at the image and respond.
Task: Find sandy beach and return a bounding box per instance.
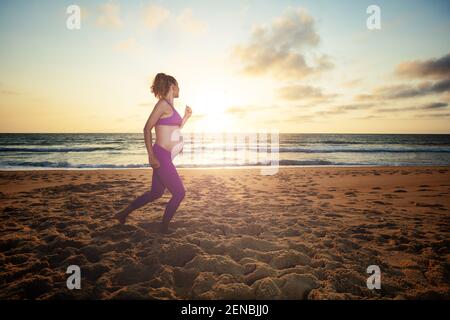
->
[0,166,449,299]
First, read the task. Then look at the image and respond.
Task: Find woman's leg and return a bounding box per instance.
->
[156,160,186,232]
[114,158,166,224]
[115,143,185,230]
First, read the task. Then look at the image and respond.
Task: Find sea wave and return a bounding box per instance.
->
[278,147,450,153]
[0,159,345,169]
[0,146,120,153]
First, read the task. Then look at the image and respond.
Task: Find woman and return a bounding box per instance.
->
[114,73,192,234]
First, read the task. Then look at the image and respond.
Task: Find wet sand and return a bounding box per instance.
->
[0,166,449,299]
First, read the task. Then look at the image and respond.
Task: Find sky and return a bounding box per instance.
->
[0,0,449,133]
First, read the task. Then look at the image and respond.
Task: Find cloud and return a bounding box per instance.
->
[225,104,316,125]
[352,115,384,120]
[420,102,448,109]
[355,53,450,104]
[0,89,21,95]
[96,3,123,29]
[143,4,170,30]
[314,101,447,118]
[315,101,447,119]
[276,84,338,101]
[377,102,448,113]
[138,102,153,107]
[114,38,143,54]
[376,80,450,99]
[395,52,450,80]
[354,94,374,101]
[141,6,207,35]
[231,7,332,79]
[226,105,274,116]
[190,113,207,121]
[341,78,364,88]
[316,103,374,116]
[356,79,450,101]
[0,83,22,95]
[414,112,450,118]
[176,8,208,35]
[227,102,376,122]
[277,114,316,123]
[226,106,248,115]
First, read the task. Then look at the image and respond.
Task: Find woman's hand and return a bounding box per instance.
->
[149,155,160,169]
[179,105,192,129]
[184,105,192,119]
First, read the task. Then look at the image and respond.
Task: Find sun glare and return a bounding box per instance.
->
[187,85,238,132]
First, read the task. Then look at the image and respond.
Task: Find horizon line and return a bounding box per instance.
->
[1,132,450,135]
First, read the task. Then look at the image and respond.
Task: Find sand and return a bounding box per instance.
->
[0,166,449,300]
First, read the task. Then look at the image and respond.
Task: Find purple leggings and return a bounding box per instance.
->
[126,143,185,225]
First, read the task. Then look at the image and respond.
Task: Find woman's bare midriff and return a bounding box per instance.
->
[155,125,183,153]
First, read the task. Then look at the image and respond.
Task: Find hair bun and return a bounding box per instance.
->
[151,73,177,99]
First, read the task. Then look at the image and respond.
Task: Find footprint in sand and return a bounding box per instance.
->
[372,200,392,205]
[414,202,446,209]
[324,212,343,218]
[317,194,334,199]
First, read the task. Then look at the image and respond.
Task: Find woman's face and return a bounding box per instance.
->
[172,82,179,98]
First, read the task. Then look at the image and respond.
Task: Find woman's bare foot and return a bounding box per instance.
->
[159,221,174,234]
[114,210,128,225]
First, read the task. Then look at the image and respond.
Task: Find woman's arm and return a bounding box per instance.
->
[179,105,192,129]
[143,103,165,158]
[179,117,188,129]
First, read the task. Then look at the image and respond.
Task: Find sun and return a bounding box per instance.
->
[188,86,237,132]
[192,86,232,115]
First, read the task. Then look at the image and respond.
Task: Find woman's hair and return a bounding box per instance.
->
[150,73,178,99]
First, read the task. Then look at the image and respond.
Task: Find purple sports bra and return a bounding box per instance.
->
[155,98,183,126]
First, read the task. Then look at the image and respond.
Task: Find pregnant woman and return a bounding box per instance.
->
[114,73,192,234]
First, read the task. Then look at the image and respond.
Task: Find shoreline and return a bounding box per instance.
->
[1,164,450,172]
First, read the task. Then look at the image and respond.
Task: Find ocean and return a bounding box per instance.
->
[0,133,449,170]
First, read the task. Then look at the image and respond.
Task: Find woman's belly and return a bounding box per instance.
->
[155,125,184,159]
